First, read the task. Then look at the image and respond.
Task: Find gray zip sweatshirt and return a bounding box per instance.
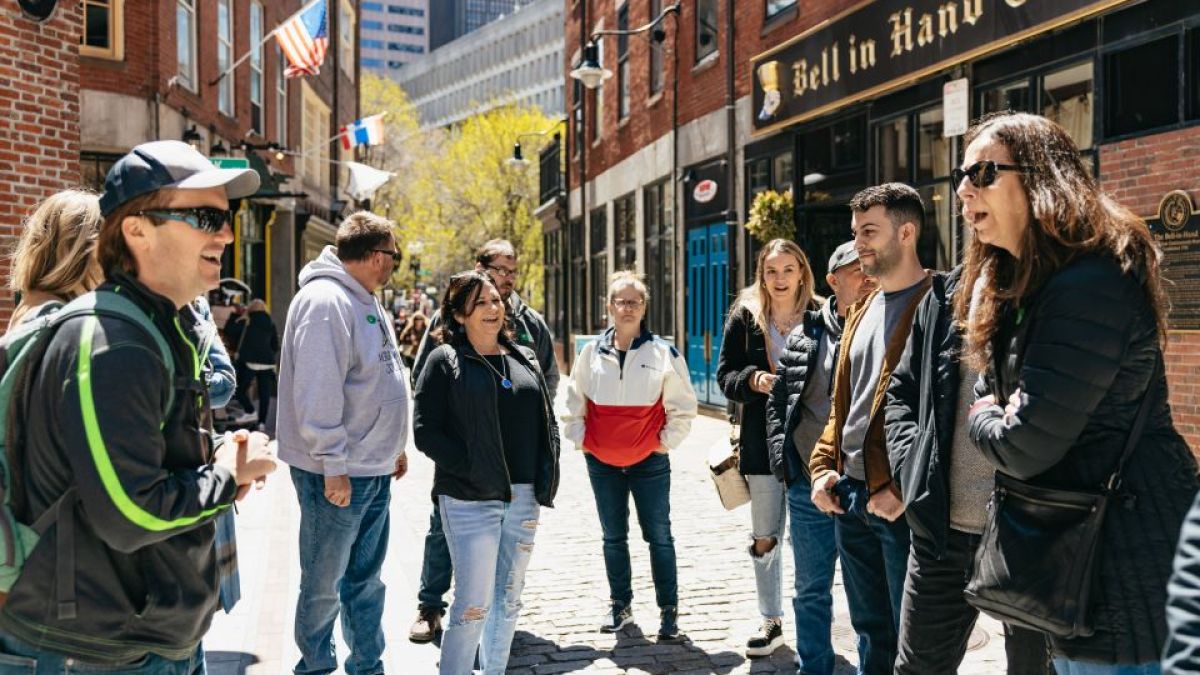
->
[276,246,409,477]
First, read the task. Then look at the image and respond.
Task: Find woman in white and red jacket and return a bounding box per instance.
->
[563,271,698,643]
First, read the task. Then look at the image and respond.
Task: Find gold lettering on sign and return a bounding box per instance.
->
[889,8,914,56]
[962,0,982,26]
[858,36,876,71]
[938,2,958,38]
[917,12,934,46]
[792,44,845,97]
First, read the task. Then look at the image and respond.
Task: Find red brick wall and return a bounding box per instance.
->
[0,4,83,327]
[1100,125,1200,454]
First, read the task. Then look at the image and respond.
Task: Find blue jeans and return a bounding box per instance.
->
[747,474,787,620]
[832,476,910,675]
[1053,661,1161,675]
[0,630,204,674]
[787,476,838,675]
[439,484,540,675]
[291,467,391,675]
[585,452,678,609]
[418,501,453,610]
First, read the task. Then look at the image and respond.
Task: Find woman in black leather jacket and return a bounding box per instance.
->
[413,270,560,675]
[956,112,1198,674]
[716,238,816,658]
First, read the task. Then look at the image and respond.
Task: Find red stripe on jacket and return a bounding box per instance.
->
[584,397,666,467]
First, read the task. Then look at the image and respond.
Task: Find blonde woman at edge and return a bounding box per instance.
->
[716,238,817,657]
[7,189,103,332]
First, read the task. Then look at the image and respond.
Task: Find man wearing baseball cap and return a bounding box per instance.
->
[0,140,278,671]
[764,239,873,674]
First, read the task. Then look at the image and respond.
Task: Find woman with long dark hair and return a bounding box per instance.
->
[717,238,817,657]
[413,270,560,675]
[957,112,1198,674]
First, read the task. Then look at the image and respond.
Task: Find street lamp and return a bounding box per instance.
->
[570,3,680,91]
[507,122,566,168]
[182,125,204,154]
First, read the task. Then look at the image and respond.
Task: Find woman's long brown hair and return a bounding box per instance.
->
[953,112,1168,371]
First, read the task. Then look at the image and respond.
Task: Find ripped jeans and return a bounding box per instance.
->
[438,484,540,675]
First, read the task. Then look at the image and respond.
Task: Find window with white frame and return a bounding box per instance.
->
[217,0,234,117]
[301,82,331,194]
[340,0,356,79]
[617,4,630,119]
[176,0,196,89]
[250,2,264,135]
[276,44,288,147]
[82,0,124,60]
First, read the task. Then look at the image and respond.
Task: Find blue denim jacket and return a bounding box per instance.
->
[190,296,236,408]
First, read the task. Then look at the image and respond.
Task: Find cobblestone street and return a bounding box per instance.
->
[207,385,1008,674]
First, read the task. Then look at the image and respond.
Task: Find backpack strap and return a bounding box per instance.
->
[29,486,77,619]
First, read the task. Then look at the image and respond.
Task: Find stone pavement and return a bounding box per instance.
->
[206,384,1008,674]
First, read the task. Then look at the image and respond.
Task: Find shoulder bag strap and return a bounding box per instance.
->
[1106,354,1162,491]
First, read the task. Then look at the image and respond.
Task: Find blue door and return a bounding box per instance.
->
[686,223,730,407]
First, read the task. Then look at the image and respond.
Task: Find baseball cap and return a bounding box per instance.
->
[99,140,261,217]
[827,241,860,273]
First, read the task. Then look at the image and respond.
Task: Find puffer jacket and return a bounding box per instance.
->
[884,267,961,555]
[970,253,1199,664]
[766,297,843,484]
[716,305,774,476]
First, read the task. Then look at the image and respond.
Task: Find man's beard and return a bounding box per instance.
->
[861,241,900,277]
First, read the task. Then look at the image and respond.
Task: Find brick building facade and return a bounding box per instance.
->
[0,3,83,327]
[555,0,1200,451]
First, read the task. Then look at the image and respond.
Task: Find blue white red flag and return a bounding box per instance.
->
[340,114,387,150]
[276,0,327,78]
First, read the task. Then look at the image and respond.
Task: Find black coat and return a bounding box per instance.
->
[885,267,961,555]
[766,299,842,484]
[969,253,1199,664]
[227,310,278,366]
[413,335,561,507]
[716,304,773,476]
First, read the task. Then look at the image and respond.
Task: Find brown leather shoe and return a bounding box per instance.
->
[408,606,443,643]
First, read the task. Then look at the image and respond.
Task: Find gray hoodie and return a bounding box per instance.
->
[276,246,409,477]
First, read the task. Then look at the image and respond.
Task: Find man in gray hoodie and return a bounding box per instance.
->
[276,211,410,675]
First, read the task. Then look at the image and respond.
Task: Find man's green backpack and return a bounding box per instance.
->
[0,290,174,616]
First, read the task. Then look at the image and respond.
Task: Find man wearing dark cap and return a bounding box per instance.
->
[0,140,277,671]
[766,240,873,675]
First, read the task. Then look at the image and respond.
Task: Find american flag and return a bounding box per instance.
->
[276,0,327,78]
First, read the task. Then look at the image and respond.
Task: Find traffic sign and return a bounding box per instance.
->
[211,157,250,169]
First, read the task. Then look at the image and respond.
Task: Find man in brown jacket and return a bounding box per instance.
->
[808,183,931,674]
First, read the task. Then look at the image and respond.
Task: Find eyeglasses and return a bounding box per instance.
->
[485,265,517,279]
[612,298,645,310]
[373,249,402,269]
[139,208,230,234]
[951,160,1030,190]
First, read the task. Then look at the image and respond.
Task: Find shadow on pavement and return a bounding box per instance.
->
[205,651,260,675]
[508,629,749,674]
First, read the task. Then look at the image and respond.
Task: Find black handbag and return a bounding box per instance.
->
[964,357,1160,639]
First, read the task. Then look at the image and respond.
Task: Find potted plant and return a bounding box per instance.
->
[746,189,795,243]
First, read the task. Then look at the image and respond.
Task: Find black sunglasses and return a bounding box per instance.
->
[373,249,402,268]
[139,208,231,234]
[950,160,1030,190]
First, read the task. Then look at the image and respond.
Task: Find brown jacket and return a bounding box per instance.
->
[808,274,932,497]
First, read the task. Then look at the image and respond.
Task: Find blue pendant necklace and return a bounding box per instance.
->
[480,351,513,390]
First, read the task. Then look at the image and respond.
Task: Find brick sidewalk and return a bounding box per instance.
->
[206,385,1008,674]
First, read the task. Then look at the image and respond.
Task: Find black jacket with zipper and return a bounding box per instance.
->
[413,334,560,507]
[884,266,961,555]
[0,273,238,664]
[716,304,774,476]
[970,253,1198,663]
[766,297,843,484]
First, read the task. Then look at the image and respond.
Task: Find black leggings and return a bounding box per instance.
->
[234,363,276,422]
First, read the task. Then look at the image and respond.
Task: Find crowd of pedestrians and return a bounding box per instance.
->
[0,112,1198,675]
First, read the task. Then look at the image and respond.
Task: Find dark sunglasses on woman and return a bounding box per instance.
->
[951,160,1030,190]
[139,207,231,234]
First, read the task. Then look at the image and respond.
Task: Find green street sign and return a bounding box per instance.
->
[211,157,250,169]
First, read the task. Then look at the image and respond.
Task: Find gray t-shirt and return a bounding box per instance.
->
[949,366,994,534]
[792,327,836,473]
[841,281,927,480]
[766,322,787,372]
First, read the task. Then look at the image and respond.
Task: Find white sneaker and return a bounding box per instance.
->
[232,411,258,426]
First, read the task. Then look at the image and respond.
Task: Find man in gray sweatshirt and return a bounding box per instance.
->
[276,211,410,675]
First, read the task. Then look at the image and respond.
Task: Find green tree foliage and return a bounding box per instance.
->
[746,189,796,244]
[359,72,557,309]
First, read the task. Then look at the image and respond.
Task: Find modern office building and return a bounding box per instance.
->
[396,0,563,128]
[429,0,538,51]
[361,0,428,74]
